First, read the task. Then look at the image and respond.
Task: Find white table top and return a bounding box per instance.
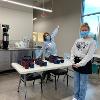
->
[93,54,100,59]
[12,60,72,74]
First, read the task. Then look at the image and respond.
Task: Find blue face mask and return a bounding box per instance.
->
[80,31,89,38]
[45,36,51,41]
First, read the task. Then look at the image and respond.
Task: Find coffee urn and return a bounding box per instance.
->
[2,25,9,49]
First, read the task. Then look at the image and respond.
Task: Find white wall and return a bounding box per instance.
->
[33,0,81,56]
[0,6,33,41]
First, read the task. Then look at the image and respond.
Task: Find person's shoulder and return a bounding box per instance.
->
[88,38,96,47]
[91,39,96,44]
[75,38,83,42]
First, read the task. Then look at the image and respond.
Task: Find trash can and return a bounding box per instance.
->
[92,63,99,74]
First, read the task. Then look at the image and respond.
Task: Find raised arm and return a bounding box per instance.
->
[51,25,59,41]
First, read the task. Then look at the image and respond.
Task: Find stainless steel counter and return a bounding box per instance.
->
[0,47,42,72]
[0,47,42,51]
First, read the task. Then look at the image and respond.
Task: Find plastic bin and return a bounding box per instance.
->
[92,64,99,74]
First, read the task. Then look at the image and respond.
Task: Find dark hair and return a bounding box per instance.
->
[43,32,51,41]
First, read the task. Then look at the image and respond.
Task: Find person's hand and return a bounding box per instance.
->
[72,64,80,68]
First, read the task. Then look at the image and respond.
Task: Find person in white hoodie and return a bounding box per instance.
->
[70,23,96,100]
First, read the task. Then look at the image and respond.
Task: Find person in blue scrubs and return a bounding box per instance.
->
[42,25,60,81]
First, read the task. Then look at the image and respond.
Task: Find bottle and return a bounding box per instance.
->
[64,53,70,60]
[64,53,67,59]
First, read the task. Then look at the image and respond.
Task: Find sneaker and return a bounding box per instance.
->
[72,98,77,100]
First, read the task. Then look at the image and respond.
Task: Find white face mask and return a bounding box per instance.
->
[45,36,51,41]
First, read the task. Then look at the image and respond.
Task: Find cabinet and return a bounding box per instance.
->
[0,51,11,71]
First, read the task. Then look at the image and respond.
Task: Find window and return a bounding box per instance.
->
[82,0,100,46]
[84,0,100,15]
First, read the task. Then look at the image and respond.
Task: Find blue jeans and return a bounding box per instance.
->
[74,71,88,100]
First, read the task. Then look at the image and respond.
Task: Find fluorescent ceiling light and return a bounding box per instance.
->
[1,0,53,13]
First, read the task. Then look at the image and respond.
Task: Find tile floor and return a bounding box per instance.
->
[0,72,100,100]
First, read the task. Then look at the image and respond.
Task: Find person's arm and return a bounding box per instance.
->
[35,49,43,59]
[51,25,59,41]
[42,43,46,59]
[35,43,45,59]
[70,41,76,64]
[77,40,96,66]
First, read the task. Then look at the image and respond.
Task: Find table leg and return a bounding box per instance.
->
[18,74,21,92]
[24,74,27,100]
[67,68,68,86]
